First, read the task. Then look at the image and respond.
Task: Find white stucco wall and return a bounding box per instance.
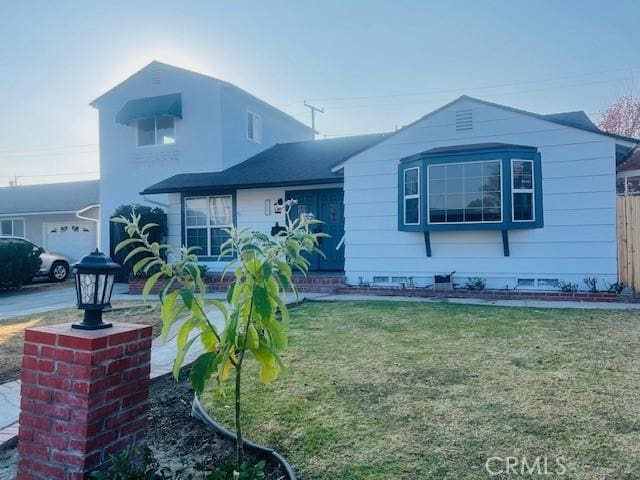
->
[342,98,620,290]
[167,183,342,271]
[94,63,312,253]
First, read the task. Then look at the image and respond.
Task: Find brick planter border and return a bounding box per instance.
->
[334,286,638,303]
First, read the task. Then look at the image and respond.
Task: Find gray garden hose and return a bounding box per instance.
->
[191,395,298,480]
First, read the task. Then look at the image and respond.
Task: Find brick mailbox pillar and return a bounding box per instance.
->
[17,322,153,480]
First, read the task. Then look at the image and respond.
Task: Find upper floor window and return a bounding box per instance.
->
[185,196,233,258]
[398,144,542,233]
[0,218,25,238]
[247,111,262,143]
[137,115,175,147]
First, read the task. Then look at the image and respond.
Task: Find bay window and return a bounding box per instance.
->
[511,159,534,221]
[185,195,233,257]
[398,143,542,236]
[403,167,420,225]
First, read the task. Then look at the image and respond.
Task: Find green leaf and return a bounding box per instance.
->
[173,335,198,379]
[180,288,195,309]
[253,285,272,321]
[142,271,164,299]
[123,246,152,265]
[114,237,143,254]
[109,216,129,225]
[160,290,181,341]
[206,298,229,320]
[261,261,272,278]
[200,327,218,351]
[132,256,154,275]
[226,282,236,304]
[190,352,218,395]
[140,222,160,234]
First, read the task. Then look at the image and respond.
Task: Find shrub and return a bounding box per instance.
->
[583,276,599,293]
[554,280,579,293]
[607,281,625,294]
[464,277,487,290]
[0,239,42,288]
[89,446,168,479]
[111,204,167,279]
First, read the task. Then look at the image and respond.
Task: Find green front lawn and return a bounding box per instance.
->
[204,301,640,479]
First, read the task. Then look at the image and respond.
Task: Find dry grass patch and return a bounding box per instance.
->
[203,301,640,480]
[0,301,161,383]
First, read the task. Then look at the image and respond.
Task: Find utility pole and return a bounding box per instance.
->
[303,101,324,138]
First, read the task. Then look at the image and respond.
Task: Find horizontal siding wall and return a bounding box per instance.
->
[343,98,618,290]
[167,184,342,271]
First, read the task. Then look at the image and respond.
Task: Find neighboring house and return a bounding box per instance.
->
[0,180,99,261]
[142,95,639,290]
[616,147,640,194]
[90,61,313,254]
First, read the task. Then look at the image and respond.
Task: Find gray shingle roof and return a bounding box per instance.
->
[0,180,99,215]
[142,133,388,194]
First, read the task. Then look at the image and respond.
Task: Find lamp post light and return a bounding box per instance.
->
[72,249,121,330]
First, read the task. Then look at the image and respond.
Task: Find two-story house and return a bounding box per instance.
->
[90,61,313,254]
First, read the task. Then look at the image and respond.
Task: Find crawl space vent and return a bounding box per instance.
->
[455,109,473,131]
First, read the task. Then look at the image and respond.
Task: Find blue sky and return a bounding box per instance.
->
[1,0,639,185]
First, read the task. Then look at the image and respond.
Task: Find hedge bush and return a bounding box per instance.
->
[110,204,167,280]
[0,239,43,288]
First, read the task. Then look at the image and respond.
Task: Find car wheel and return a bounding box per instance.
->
[49,261,69,282]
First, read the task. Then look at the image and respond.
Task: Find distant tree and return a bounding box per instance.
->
[598,96,640,139]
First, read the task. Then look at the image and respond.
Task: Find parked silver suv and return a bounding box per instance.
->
[0,237,70,282]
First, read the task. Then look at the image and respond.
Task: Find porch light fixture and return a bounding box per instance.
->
[72,249,121,330]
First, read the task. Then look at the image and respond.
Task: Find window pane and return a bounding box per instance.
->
[209,197,232,226]
[1,220,12,236]
[211,228,231,256]
[405,198,419,224]
[186,198,208,226]
[429,165,445,180]
[404,168,419,196]
[186,228,208,255]
[137,118,156,146]
[513,192,534,221]
[13,219,24,238]
[156,116,175,144]
[428,159,502,223]
[513,160,533,189]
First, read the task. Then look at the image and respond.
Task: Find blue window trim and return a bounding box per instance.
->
[398,145,543,233]
[181,190,237,261]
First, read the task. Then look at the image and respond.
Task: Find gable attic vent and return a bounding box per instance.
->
[455,109,473,131]
[150,68,161,85]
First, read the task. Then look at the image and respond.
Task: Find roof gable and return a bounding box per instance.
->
[332,95,639,171]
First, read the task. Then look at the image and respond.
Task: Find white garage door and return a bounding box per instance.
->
[44,222,97,262]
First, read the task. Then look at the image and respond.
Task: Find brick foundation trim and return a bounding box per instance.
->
[129,273,346,295]
[17,323,152,480]
[335,286,636,303]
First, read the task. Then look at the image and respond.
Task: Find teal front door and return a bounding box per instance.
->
[286,188,345,271]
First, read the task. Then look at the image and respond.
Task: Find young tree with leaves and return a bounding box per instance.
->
[112,203,325,473]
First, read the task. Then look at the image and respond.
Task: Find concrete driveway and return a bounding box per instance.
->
[0,282,132,320]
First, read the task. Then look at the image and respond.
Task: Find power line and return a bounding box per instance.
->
[280,65,640,107]
[0,143,98,154]
[0,171,98,179]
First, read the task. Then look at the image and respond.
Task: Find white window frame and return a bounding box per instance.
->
[511,159,535,222]
[403,167,420,225]
[0,218,25,238]
[247,111,262,143]
[184,195,233,257]
[136,116,176,147]
[427,160,503,225]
